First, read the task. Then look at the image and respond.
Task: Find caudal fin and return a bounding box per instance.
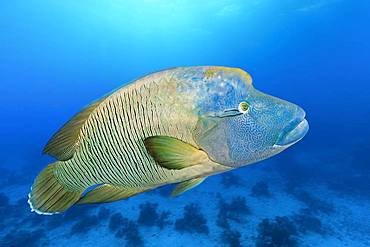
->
[28,163,83,215]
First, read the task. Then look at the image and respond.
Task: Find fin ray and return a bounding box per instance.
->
[28,163,83,215]
[43,97,106,161]
[144,136,209,169]
[171,177,206,196]
[77,184,147,205]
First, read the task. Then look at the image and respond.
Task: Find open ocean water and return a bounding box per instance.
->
[0,1,370,246]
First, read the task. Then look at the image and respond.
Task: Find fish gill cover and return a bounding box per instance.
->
[0,0,370,246]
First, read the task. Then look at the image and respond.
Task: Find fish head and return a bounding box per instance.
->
[193,67,309,168]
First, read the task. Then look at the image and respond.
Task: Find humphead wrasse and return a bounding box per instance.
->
[28,66,309,214]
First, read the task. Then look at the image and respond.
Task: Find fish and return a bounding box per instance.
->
[28,66,309,215]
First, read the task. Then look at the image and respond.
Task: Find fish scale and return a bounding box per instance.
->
[29,66,306,214]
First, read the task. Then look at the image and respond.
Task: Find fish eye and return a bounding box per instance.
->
[238,101,249,114]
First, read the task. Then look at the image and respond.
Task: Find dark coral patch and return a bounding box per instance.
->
[109,212,128,233]
[256,216,298,247]
[70,215,100,235]
[217,196,251,230]
[115,219,144,247]
[157,210,171,229]
[137,202,159,226]
[292,209,325,235]
[250,181,272,198]
[1,229,47,247]
[175,203,209,234]
[97,207,111,221]
[221,229,243,247]
[137,202,171,229]
[288,189,334,214]
[220,173,244,188]
[0,193,9,207]
[63,204,95,222]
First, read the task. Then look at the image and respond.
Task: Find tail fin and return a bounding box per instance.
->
[28,163,83,215]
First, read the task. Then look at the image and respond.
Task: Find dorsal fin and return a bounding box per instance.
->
[43,97,106,161]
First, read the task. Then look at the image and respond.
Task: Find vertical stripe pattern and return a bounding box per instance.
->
[55,72,199,191]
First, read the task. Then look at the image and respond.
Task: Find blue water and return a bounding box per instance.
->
[1,1,370,246]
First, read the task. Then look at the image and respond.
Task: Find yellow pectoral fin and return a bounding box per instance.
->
[144,136,209,170]
[77,185,147,205]
[171,177,206,196]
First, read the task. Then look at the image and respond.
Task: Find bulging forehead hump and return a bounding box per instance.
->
[173,66,253,113]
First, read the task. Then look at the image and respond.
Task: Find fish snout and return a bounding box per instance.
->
[275,107,309,146]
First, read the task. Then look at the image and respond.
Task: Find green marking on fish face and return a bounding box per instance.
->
[181,67,310,168]
[168,66,253,117]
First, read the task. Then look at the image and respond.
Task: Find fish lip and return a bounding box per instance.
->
[275,117,309,147]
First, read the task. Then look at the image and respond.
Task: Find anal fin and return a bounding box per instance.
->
[77,184,147,205]
[171,177,206,196]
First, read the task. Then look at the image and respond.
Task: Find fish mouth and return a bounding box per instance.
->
[275,115,309,147]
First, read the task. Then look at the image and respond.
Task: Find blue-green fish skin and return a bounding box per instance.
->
[159,66,309,167]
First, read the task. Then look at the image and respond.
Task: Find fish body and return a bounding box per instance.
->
[28,66,308,214]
